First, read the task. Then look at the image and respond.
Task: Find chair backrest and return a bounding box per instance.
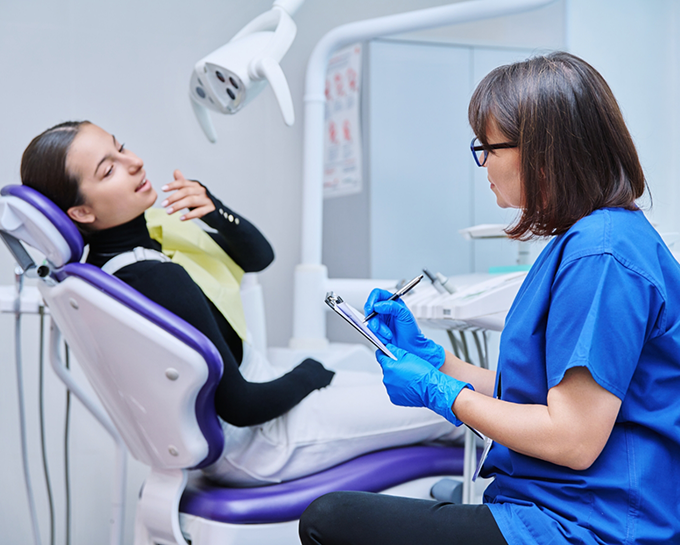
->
[0,184,225,469]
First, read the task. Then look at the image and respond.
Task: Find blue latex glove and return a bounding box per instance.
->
[376,344,472,426]
[364,288,445,368]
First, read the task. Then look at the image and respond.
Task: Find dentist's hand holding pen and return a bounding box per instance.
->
[364,275,446,369]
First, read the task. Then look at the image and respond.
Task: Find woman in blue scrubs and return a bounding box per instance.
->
[299,51,680,544]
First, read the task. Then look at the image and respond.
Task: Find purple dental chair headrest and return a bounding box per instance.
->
[1,184,83,266]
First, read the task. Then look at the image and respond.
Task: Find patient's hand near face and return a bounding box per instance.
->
[161,169,216,221]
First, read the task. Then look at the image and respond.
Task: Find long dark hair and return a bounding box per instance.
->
[468,52,646,240]
[21,120,91,213]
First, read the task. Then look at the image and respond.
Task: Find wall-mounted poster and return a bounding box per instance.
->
[323,43,363,198]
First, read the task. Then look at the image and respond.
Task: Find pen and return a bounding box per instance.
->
[363,274,424,323]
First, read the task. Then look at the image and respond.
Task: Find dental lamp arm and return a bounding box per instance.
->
[237,6,297,125]
[231,8,282,42]
[273,0,305,17]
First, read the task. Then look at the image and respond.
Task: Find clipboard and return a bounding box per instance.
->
[325,292,397,360]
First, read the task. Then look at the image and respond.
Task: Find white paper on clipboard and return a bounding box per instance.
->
[325,292,397,360]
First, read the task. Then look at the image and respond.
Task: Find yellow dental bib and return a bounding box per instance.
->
[145,208,247,341]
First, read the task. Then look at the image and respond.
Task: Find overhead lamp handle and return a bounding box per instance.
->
[253,57,295,126]
[190,97,218,143]
[247,7,297,125]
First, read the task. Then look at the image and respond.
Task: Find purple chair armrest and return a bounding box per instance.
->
[62,262,225,468]
[180,445,466,524]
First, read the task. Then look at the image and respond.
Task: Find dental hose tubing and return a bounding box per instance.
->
[39,306,57,545]
[15,308,44,545]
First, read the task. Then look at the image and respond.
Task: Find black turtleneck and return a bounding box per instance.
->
[86,189,334,427]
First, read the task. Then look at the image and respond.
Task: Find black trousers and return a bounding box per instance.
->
[299,491,507,545]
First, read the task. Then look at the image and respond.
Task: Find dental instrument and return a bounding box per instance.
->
[189,0,305,142]
[434,272,456,294]
[423,268,456,295]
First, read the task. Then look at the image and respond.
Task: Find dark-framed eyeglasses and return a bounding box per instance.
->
[470,137,517,167]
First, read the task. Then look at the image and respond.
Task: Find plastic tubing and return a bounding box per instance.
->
[14,269,43,545]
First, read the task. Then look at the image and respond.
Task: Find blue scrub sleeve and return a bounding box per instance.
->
[545,253,664,400]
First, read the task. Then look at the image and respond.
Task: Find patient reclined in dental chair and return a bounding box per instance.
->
[0,184,468,545]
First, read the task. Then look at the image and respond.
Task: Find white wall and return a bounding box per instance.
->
[566,0,680,240]
[4,0,678,544]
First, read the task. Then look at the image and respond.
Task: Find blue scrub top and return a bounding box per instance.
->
[483,208,680,545]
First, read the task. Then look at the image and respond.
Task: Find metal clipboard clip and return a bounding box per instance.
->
[325,292,397,359]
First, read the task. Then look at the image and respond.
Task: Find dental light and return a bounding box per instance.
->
[189,0,304,143]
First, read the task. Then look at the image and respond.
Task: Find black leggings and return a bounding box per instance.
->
[299,491,507,545]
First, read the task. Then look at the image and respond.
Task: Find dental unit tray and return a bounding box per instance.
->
[407,272,528,331]
[325,292,397,360]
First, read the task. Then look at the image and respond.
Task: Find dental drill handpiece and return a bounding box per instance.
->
[435,271,456,294]
[423,268,453,294]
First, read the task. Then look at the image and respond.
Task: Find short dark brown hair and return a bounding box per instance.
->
[21,120,91,213]
[468,52,646,240]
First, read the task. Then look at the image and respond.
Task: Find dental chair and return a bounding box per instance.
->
[0,184,467,545]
